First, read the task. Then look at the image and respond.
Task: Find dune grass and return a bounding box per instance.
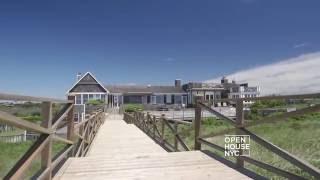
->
[0,141,66,179]
[159,113,320,179]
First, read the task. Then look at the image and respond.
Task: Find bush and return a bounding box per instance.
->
[86,99,104,105]
[124,104,144,113]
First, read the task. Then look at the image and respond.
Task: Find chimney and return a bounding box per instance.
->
[76,72,82,81]
[221,76,229,84]
[175,79,181,87]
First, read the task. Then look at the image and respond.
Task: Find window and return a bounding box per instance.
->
[156,95,164,104]
[94,94,100,99]
[174,95,182,104]
[210,95,214,100]
[83,94,89,104]
[206,95,210,100]
[151,96,156,104]
[74,113,79,122]
[89,94,94,100]
[166,94,172,103]
[76,95,82,104]
[101,94,106,102]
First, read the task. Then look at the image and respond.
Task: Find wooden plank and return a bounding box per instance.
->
[67,96,75,142]
[4,135,50,180]
[240,156,307,180]
[41,101,53,180]
[55,151,249,180]
[52,103,74,129]
[242,128,320,178]
[0,110,53,134]
[198,102,236,125]
[200,103,320,139]
[53,135,74,145]
[194,95,202,150]
[235,100,244,168]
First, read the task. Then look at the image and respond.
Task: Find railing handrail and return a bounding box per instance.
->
[194,94,320,179]
[0,94,105,180]
[124,111,190,152]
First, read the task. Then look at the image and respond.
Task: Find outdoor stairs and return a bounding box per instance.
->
[55,114,249,180]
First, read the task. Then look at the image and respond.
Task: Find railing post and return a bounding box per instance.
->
[41,101,53,180]
[194,95,202,150]
[146,112,150,133]
[153,116,156,138]
[236,99,244,168]
[161,114,165,145]
[67,96,75,155]
[174,121,178,151]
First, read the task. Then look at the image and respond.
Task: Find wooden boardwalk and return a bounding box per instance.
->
[55,114,249,180]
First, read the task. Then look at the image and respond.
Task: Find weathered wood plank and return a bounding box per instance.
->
[0,110,53,134]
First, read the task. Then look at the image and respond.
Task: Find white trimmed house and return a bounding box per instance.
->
[67,72,109,122]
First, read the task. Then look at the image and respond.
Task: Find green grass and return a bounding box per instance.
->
[0,141,67,179]
[158,113,320,179]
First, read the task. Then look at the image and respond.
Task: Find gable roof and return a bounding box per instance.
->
[67,72,109,94]
[104,85,186,94]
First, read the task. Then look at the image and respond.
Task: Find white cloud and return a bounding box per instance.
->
[205,52,320,95]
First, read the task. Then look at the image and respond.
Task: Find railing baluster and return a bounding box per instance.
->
[174,121,178,151]
[194,95,202,150]
[41,101,53,180]
[66,96,75,156]
[235,100,244,168]
[161,114,165,145]
[153,116,156,139]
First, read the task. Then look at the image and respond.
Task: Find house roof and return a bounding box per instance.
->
[104,85,186,94]
[67,72,109,94]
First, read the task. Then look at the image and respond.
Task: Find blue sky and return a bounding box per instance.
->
[0,0,320,98]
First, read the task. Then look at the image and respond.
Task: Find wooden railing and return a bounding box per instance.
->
[0,93,105,180]
[194,93,320,179]
[124,111,191,152]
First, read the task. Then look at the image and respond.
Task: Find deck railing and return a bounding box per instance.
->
[124,111,191,152]
[124,93,320,179]
[0,93,105,180]
[195,93,320,179]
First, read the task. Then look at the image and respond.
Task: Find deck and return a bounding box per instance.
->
[55,114,249,180]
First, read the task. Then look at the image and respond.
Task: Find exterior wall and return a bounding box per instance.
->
[187,90,222,105]
[118,93,187,106]
[228,86,260,105]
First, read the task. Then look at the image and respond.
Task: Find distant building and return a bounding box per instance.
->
[66,72,260,122]
[183,76,260,106]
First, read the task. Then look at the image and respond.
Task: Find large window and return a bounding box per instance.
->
[174,95,182,104]
[76,95,82,104]
[101,94,106,102]
[156,95,164,104]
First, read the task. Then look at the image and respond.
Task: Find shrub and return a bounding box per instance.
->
[86,99,104,105]
[124,104,144,113]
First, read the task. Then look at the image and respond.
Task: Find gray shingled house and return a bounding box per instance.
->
[67,72,260,122]
[67,72,188,122]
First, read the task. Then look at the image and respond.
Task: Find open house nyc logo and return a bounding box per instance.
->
[224,135,250,157]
